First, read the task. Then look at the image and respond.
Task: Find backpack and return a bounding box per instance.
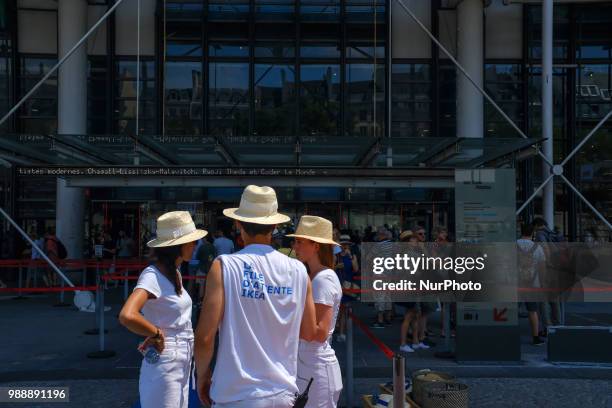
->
[517,242,539,287]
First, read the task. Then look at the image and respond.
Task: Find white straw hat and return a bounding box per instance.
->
[286,215,339,246]
[147,211,207,248]
[223,185,291,225]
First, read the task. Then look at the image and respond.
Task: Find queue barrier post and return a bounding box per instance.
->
[84,265,108,336]
[13,262,26,300]
[346,306,354,408]
[124,268,129,301]
[392,354,406,408]
[53,277,72,307]
[444,302,451,351]
[87,273,116,359]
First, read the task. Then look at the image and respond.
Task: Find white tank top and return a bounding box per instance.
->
[211,244,309,404]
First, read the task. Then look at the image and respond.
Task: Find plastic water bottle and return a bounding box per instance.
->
[140,345,160,364]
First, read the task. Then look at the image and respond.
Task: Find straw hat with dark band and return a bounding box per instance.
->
[147,211,208,248]
[223,185,291,225]
[286,215,339,246]
[399,230,414,241]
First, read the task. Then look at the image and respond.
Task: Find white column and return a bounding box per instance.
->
[56,0,88,259]
[542,0,555,229]
[456,0,484,139]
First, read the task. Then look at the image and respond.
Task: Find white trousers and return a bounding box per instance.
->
[212,390,296,408]
[139,335,194,408]
[297,348,343,408]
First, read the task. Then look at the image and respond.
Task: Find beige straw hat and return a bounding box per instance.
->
[399,230,414,241]
[147,211,208,248]
[223,185,291,225]
[286,215,340,246]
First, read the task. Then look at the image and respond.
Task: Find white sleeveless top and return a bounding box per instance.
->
[211,244,309,404]
[298,268,342,355]
[133,265,193,338]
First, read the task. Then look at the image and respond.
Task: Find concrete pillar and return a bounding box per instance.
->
[56,178,85,258]
[542,0,555,229]
[456,0,484,139]
[57,0,88,259]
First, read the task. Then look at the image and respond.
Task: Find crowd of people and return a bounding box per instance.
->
[119,185,346,408]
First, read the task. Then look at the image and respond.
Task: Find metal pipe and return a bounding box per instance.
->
[542,0,554,230]
[0,207,74,287]
[456,0,484,139]
[393,354,406,408]
[387,0,392,140]
[516,173,554,215]
[0,0,128,129]
[394,0,553,168]
[560,174,612,231]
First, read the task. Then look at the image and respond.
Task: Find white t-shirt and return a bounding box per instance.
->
[211,244,309,404]
[299,268,343,354]
[214,237,235,255]
[133,265,193,337]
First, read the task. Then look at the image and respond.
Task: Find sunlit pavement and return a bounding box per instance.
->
[1,289,612,407]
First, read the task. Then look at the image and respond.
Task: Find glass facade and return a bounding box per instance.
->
[1,2,612,242]
[154,0,386,137]
[18,57,57,134]
[525,3,612,240]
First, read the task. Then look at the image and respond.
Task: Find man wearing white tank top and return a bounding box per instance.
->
[194,185,318,408]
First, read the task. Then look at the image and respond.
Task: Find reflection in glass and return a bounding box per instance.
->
[576,65,611,122]
[114,60,156,135]
[484,64,523,138]
[208,43,249,58]
[300,64,340,136]
[300,5,340,22]
[209,62,249,136]
[254,64,296,136]
[300,43,340,58]
[345,63,384,137]
[19,58,58,134]
[167,43,202,57]
[392,64,431,137]
[0,57,10,130]
[255,43,295,58]
[165,62,203,135]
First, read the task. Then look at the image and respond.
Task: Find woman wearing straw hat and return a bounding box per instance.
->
[289,215,344,408]
[119,211,207,408]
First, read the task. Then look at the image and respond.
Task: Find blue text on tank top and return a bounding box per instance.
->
[240,262,293,300]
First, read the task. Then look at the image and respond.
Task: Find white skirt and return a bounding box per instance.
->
[138,335,194,408]
[297,347,343,408]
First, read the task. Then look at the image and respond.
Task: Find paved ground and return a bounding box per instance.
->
[1,378,611,408]
[1,286,612,407]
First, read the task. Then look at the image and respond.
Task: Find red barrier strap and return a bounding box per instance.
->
[347,309,395,360]
[0,259,150,269]
[0,285,98,293]
[102,274,140,281]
